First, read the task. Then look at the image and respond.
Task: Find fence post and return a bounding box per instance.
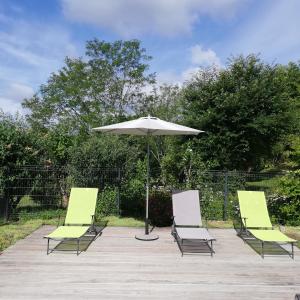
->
[117,167,121,216]
[223,170,228,221]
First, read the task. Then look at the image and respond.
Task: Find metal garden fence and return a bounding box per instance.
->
[0,165,287,223]
[0,166,122,222]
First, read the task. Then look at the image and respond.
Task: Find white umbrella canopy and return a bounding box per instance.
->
[93,116,203,240]
[93,116,202,136]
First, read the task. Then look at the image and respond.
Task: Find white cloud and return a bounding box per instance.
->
[0,97,23,114]
[229,0,300,63]
[5,83,34,101]
[0,20,77,68]
[0,15,78,114]
[157,70,182,86]
[157,45,222,85]
[181,66,201,82]
[0,83,34,114]
[62,0,242,37]
[190,45,221,67]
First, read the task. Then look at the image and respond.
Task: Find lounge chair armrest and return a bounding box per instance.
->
[91,214,95,223]
[171,219,176,234]
[242,217,248,229]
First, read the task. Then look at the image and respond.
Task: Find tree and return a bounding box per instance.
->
[269,62,300,169]
[183,55,296,170]
[0,112,43,216]
[23,39,155,133]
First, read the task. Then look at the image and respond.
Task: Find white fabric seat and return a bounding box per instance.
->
[176,227,214,241]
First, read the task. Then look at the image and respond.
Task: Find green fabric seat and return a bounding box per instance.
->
[237,190,297,258]
[249,229,296,243]
[44,187,99,254]
[63,187,98,226]
[238,191,272,229]
[46,226,90,239]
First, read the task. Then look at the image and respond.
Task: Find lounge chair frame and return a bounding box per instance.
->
[171,190,216,256]
[172,222,215,257]
[44,188,99,255]
[46,217,99,255]
[237,191,296,259]
[238,216,295,259]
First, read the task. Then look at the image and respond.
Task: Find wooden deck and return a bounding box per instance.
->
[0,226,299,300]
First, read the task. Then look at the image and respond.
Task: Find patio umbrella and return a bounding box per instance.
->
[93,116,203,241]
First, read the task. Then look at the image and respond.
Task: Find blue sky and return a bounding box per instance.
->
[0,0,300,114]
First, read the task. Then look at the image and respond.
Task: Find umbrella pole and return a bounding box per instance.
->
[135,134,158,241]
[145,137,150,235]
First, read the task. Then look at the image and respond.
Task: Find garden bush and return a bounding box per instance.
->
[200,188,224,220]
[268,170,300,226]
[119,159,147,218]
[148,190,172,227]
[96,186,119,217]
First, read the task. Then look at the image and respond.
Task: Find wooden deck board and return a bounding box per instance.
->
[0,226,299,300]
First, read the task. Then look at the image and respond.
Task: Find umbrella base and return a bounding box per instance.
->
[135,233,159,241]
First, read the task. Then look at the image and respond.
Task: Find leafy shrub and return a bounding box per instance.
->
[96,187,118,217]
[268,170,300,225]
[200,188,224,220]
[119,159,146,217]
[268,195,300,225]
[148,190,172,227]
[120,178,145,217]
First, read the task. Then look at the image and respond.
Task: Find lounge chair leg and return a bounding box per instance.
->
[77,239,80,256]
[210,240,213,257]
[47,238,50,255]
[261,241,264,259]
[292,243,294,259]
[180,239,184,256]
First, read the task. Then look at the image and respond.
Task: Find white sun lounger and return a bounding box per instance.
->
[172,190,215,256]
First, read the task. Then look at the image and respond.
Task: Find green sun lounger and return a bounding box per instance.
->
[237,190,296,259]
[44,187,99,255]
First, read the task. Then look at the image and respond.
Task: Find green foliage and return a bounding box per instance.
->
[148,190,172,227]
[0,113,41,169]
[268,171,300,225]
[200,189,224,220]
[96,187,118,217]
[120,160,146,217]
[277,170,300,199]
[69,134,139,171]
[183,55,297,170]
[23,39,155,133]
[0,113,45,213]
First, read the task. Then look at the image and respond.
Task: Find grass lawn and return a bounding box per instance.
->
[101,215,144,227]
[0,219,52,252]
[207,220,234,228]
[284,226,300,248]
[245,176,281,191]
